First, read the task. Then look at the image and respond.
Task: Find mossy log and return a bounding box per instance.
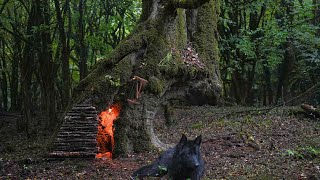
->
[301,104,320,118]
[70,0,222,157]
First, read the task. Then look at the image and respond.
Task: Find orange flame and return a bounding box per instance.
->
[96,103,120,159]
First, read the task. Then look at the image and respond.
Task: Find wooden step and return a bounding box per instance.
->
[49,151,96,158]
[58,131,97,136]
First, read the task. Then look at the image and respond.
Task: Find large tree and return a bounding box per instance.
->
[71,0,222,156]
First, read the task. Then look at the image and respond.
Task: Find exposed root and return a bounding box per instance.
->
[146,110,174,150]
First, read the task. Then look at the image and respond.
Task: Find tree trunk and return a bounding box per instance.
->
[263,61,273,105]
[10,18,22,111]
[20,3,37,134]
[37,0,57,128]
[276,39,296,103]
[77,0,88,80]
[0,40,8,111]
[276,0,296,103]
[71,0,221,156]
[20,0,57,132]
[314,0,320,36]
[54,0,71,108]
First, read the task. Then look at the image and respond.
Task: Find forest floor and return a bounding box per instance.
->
[0,106,320,179]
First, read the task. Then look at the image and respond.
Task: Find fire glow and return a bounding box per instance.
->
[96,103,120,159]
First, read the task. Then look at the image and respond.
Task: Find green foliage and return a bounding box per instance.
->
[71,0,142,68]
[285,146,320,159]
[158,165,168,172]
[235,30,257,60]
[219,0,320,105]
[105,75,121,87]
[158,52,174,67]
[190,121,203,129]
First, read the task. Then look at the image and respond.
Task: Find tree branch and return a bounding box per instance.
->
[171,0,211,9]
[0,21,30,44]
[0,0,9,15]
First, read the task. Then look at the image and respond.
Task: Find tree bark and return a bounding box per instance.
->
[0,40,8,111]
[20,2,37,134]
[313,0,320,36]
[263,61,273,105]
[20,0,57,131]
[42,0,57,128]
[10,8,22,111]
[54,0,71,108]
[77,0,88,80]
[70,0,221,156]
[276,0,296,103]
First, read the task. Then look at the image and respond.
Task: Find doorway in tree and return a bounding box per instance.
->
[96,103,121,159]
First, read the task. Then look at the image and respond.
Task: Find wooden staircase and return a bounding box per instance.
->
[49,104,98,159]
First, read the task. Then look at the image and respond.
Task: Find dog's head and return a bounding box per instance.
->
[175,134,202,169]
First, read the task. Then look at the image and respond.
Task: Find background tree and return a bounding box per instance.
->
[54,0,71,108]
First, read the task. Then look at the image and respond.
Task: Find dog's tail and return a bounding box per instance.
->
[131,148,175,179]
[131,163,166,179]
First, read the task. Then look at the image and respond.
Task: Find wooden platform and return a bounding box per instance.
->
[49,104,98,159]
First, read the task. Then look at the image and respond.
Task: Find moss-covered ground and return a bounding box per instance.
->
[1,106,319,179]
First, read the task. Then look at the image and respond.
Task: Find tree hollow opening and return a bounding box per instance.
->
[96,103,121,159]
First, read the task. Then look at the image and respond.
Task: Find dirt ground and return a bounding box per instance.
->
[0,106,320,179]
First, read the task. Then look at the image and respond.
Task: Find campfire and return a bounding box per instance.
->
[96,103,121,159]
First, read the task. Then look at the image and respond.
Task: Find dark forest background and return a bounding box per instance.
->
[0,0,319,132]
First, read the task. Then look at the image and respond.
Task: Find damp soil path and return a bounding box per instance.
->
[0,106,320,179]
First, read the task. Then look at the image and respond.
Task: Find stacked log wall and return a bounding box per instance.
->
[49,104,98,159]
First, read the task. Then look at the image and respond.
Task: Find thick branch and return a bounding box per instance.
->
[105,29,148,67]
[171,0,211,9]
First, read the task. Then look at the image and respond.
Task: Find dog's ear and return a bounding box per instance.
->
[194,135,202,146]
[178,134,188,147]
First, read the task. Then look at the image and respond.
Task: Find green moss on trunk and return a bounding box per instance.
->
[176,9,188,48]
[194,0,220,76]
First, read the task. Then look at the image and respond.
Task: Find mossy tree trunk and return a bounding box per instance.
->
[71,0,221,156]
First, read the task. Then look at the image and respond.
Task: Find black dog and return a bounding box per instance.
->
[132,134,204,180]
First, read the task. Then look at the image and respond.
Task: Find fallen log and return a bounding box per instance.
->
[301,103,320,118]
